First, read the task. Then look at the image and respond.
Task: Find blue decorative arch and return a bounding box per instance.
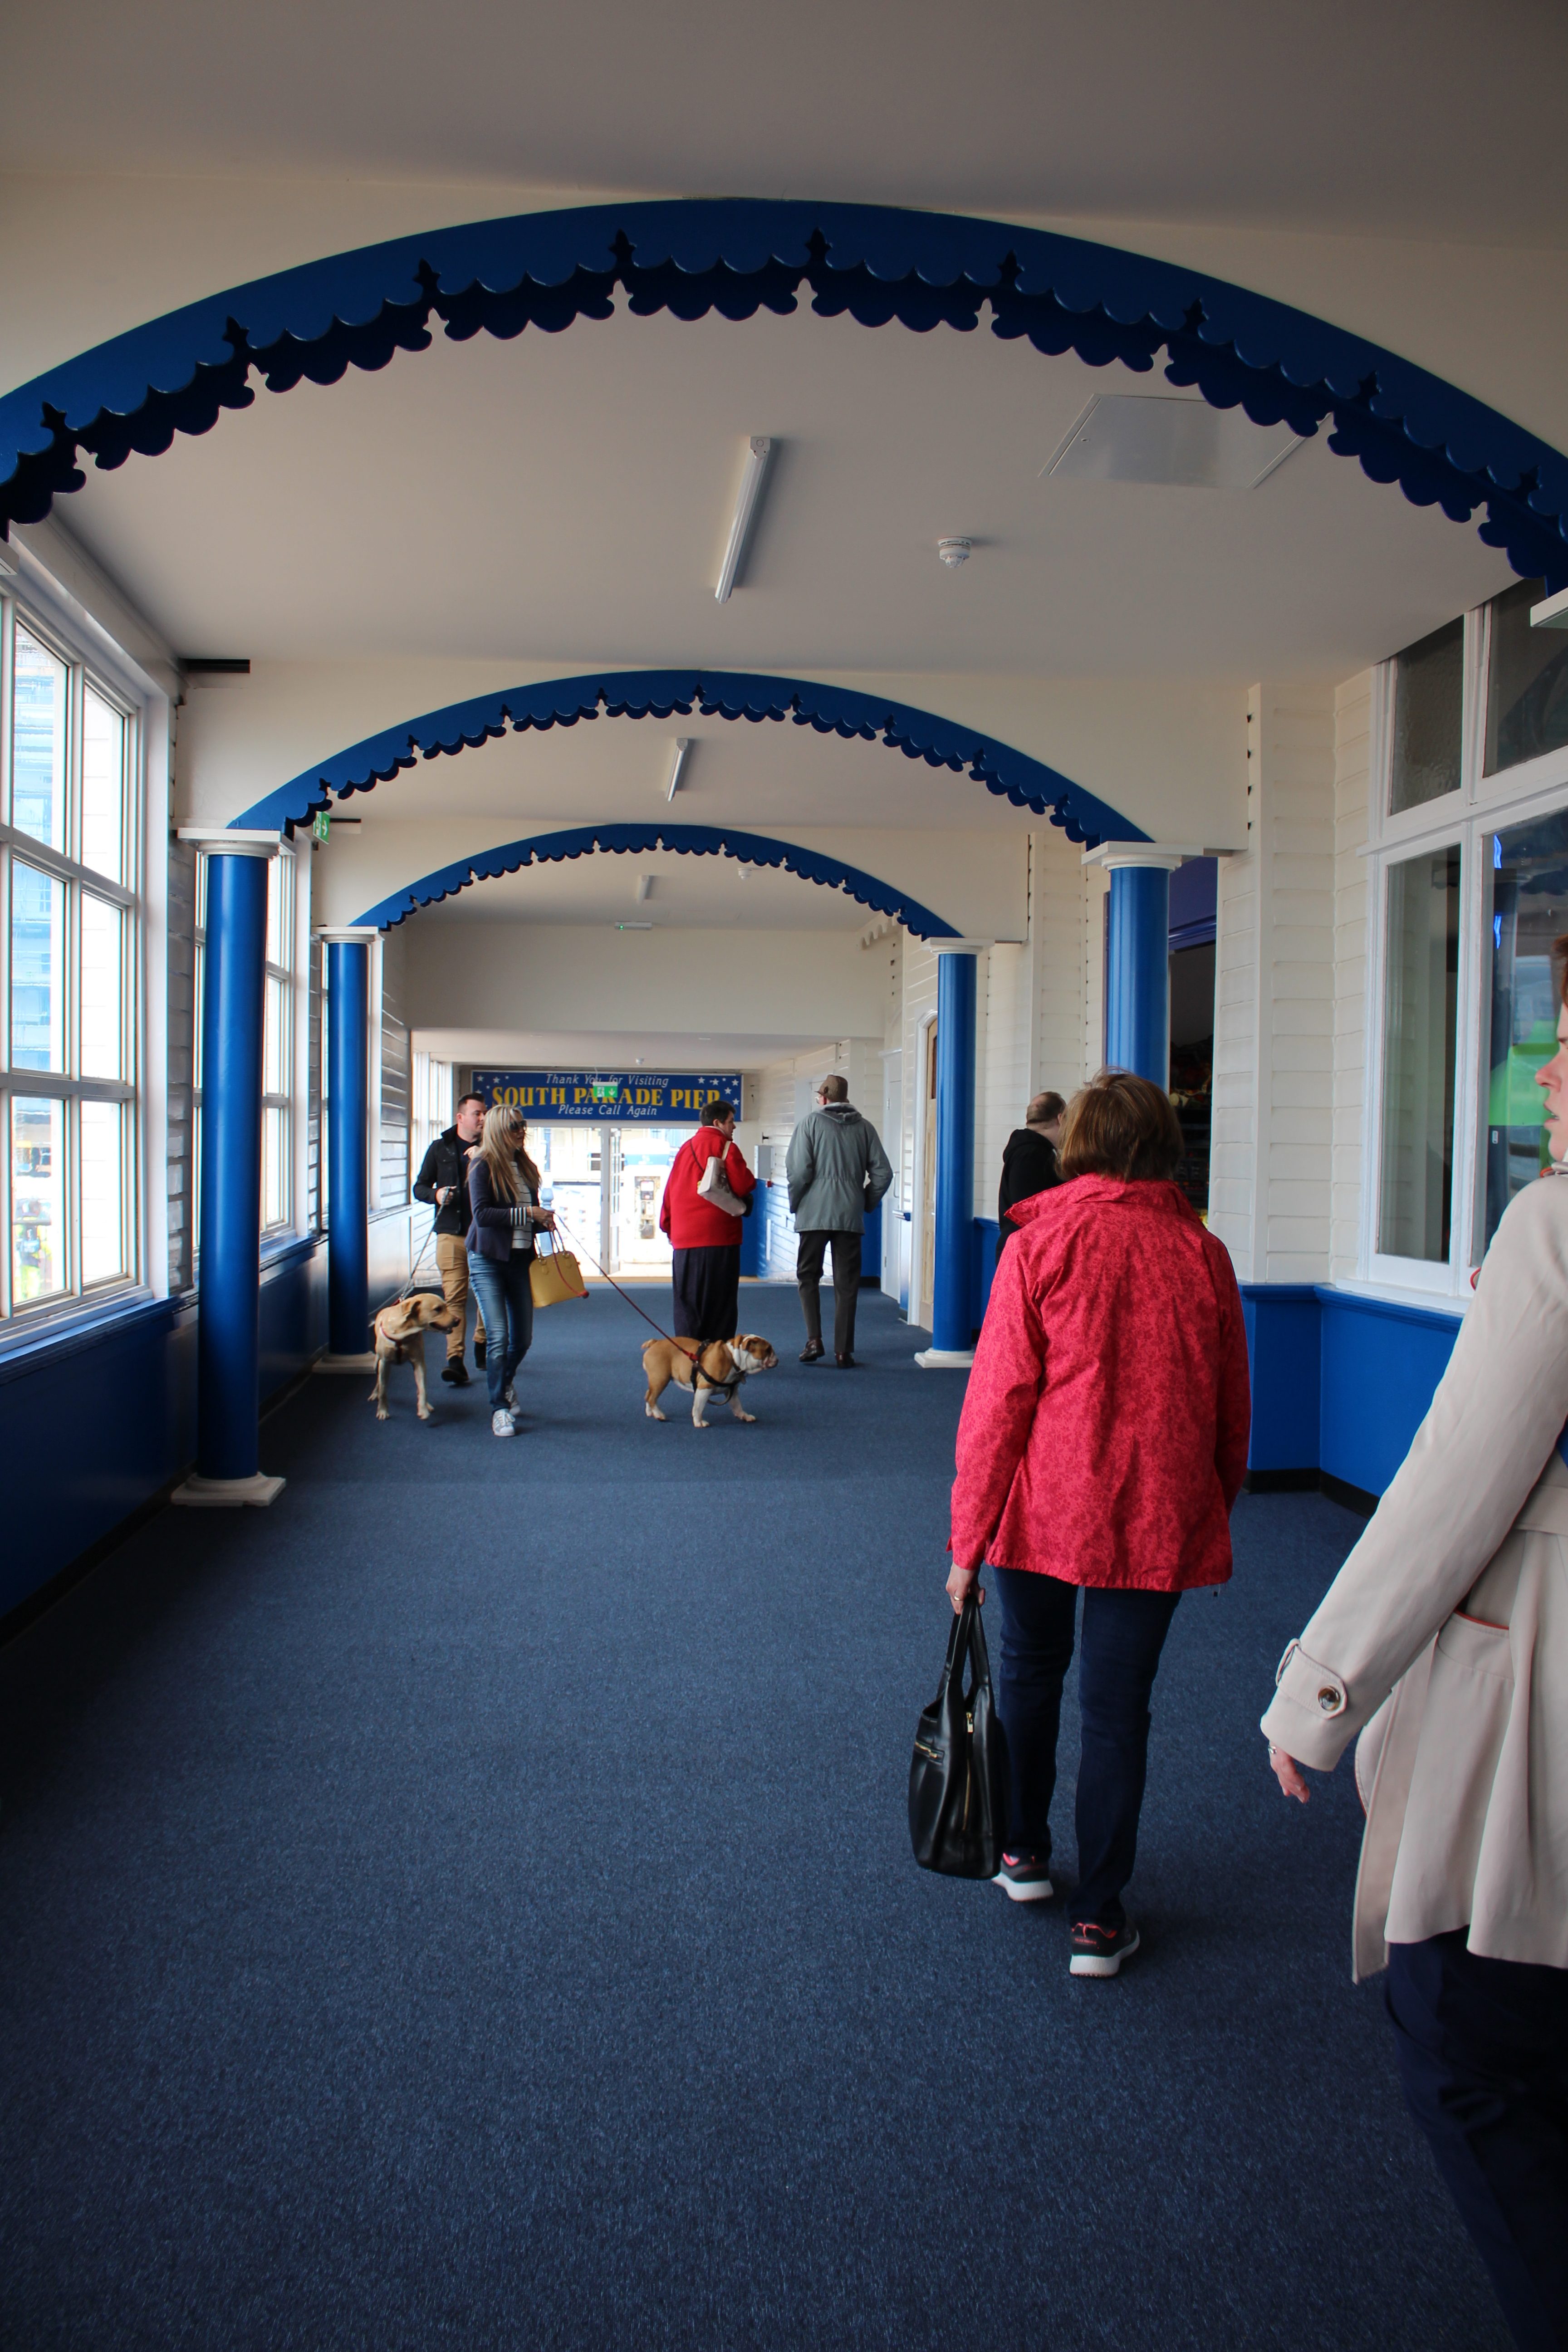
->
[3,197,1567,588]
[355,821,962,939]
[235,666,1142,845]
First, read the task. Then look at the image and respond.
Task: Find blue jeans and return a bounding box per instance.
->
[467,1253,534,1411]
[1387,1931,1568,2352]
[990,1565,1180,1927]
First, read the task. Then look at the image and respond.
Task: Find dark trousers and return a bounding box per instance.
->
[467,1254,534,1411]
[796,1229,862,1355]
[990,1565,1180,1928]
[1387,1931,1568,2352]
[671,1245,741,1342]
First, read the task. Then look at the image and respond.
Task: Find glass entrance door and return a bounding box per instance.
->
[611,1126,688,1274]
[531,1123,603,1265]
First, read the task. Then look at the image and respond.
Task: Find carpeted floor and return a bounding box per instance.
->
[0,1284,1508,2351]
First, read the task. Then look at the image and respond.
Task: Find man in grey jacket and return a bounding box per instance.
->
[786,1074,893,1367]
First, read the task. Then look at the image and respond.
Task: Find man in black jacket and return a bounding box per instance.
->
[412,1091,487,1383]
[997,1091,1066,1252]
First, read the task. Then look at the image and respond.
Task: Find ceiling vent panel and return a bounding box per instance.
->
[1045,394,1302,490]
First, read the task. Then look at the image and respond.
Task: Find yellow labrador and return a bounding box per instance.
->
[371,1292,462,1421]
[642,1334,778,1429]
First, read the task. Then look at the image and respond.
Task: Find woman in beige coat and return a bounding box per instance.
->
[1263,976,1568,2352]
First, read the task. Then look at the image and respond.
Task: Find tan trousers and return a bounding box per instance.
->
[434,1233,484,1358]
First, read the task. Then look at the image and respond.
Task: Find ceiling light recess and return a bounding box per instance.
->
[715,436,774,603]
[665,737,692,802]
[635,875,652,903]
[1045,394,1301,490]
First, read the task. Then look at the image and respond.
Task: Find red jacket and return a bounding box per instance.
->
[951,1176,1250,1591]
[658,1127,756,1250]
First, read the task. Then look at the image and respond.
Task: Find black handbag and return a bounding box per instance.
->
[908,1596,1009,1878]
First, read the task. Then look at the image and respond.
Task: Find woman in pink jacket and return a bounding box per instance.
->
[947,1070,1251,1978]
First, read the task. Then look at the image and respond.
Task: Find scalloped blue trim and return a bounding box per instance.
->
[236,666,1139,845]
[3,197,1565,588]
[354,821,962,939]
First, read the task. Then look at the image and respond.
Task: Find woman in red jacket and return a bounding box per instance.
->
[947,1070,1250,1979]
[658,1096,756,1343]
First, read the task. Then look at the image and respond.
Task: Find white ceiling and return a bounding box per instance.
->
[68,304,1514,685]
[4,0,1565,245]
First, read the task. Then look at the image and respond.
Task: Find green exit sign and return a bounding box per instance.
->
[311,809,330,843]
[589,1081,620,1102]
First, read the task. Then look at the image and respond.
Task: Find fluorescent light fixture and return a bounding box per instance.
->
[1045,394,1301,490]
[1531,584,1568,631]
[635,874,652,903]
[615,921,653,931]
[665,737,692,801]
[715,436,774,602]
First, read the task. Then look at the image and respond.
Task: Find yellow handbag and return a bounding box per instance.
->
[529,1230,588,1307]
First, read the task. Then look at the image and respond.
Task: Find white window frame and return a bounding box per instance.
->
[0,589,144,1324]
[261,846,296,1236]
[1362,583,1568,1299]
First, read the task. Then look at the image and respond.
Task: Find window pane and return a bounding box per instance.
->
[82,691,128,882]
[1484,577,1568,777]
[1484,807,1568,1245]
[266,852,290,969]
[80,1099,127,1285]
[264,972,289,1096]
[10,862,65,1070]
[1379,845,1460,1261]
[12,626,68,852]
[193,938,205,1095]
[80,893,124,1079]
[11,1095,65,1301]
[262,1104,289,1229]
[1389,618,1463,814]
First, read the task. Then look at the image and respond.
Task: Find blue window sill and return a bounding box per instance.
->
[0,1288,187,1386]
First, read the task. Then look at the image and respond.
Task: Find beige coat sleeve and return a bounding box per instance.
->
[1260,1174,1568,1771]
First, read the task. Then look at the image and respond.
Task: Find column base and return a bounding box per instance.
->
[914,1347,976,1370]
[314,1351,378,1373]
[171,1471,286,1509]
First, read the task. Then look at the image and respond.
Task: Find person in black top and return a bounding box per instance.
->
[412,1091,487,1383]
[997,1091,1067,1252]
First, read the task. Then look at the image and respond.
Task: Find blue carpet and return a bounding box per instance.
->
[0,1284,1508,2350]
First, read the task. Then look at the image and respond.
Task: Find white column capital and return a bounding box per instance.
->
[928,937,990,955]
[1080,841,1204,874]
[314,926,382,944]
[176,827,281,858]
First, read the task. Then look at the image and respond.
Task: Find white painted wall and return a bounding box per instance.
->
[402,919,890,1043]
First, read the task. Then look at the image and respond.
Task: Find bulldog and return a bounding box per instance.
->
[370,1291,463,1421]
[642,1333,778,1429]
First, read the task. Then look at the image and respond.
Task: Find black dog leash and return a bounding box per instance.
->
[549,1211,735,1389]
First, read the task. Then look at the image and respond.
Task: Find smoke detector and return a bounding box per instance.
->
[937,538,972,568]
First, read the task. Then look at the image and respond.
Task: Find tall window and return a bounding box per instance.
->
[1371,576,1568,1290]
[411,1051,452,1196]
[263,852,294,1232]
[2,606,140,1319]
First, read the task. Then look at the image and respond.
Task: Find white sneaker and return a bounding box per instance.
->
[491,1408,515,1437]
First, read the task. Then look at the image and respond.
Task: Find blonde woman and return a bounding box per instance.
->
[465,1105,555,1436]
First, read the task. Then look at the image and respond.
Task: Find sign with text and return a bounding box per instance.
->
[473,1070,743,1123]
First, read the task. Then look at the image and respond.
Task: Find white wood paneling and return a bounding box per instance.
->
[1332,671,1374,1280]
[1208,680,1337,1282]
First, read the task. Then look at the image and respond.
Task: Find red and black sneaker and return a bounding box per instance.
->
[1069,1920,1140,1978]
[993,1853,1054,1903]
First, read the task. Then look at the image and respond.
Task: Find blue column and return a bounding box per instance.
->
[327,937,370,1356]
[1106,863,1172,1085]
[195,849,270,1481]
[931,950,977,1354]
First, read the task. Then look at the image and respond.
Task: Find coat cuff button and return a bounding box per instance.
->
[1317,1685,1343,1713]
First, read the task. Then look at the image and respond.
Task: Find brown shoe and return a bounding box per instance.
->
[799,1341,825,1363]
[835,1353,859,1368]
